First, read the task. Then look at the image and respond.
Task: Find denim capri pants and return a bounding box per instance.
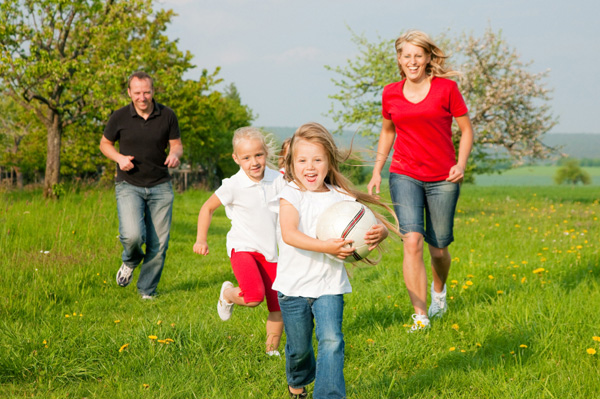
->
[389,173,460,248]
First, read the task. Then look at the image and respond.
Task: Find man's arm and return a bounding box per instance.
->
[165,138,183,168]
[99,136,135,172]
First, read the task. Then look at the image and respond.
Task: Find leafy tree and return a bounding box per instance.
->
[0,0,194,197]
[326,27,558,178]
[554,159,591,185]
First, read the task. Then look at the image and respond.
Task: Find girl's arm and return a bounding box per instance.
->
[364,223,389,251]
[193,194,223,255]
[446,113,474,183]
[280,199,354,260]
[367,118,396,196]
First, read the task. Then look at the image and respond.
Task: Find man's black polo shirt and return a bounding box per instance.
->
[103,100,180,187]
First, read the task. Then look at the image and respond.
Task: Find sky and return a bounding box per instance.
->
[157,0,599,134]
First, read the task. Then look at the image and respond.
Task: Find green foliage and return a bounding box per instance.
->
[554,159,591,185]
[1,186,599,397]
[0,0,195,195]
[326,27,558,178]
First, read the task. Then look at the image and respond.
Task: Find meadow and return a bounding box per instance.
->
[0,184,599,398]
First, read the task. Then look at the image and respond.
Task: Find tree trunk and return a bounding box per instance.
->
[43,111,62,198]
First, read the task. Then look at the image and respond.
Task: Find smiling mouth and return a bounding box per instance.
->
[305,173,318,183]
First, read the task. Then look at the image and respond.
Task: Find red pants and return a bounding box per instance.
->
[230,250,280,312]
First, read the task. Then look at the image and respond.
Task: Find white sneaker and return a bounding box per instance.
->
[141,294,154,300]
[116,263,134,287]
[428,282,448,319]
[266,350,281,357]
[409,314,430,333]
[217,281,234,321]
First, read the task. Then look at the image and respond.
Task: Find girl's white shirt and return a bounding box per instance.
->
[215,167,285,262]
[268,181,355,297]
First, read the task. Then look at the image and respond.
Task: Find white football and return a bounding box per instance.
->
[316,200,378,263]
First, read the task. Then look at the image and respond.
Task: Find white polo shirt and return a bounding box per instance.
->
[215,167,285,263]
[268,182,355,297]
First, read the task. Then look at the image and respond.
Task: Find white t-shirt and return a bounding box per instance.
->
[269,182,355,297]
[215,167,285,262]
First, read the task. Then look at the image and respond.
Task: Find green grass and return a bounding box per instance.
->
[1,185,599,398]
[474,166,600,186]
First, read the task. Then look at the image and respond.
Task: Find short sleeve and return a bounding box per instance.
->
[449,81,468,117]
[268,183,300,214]
[215,178,233,206]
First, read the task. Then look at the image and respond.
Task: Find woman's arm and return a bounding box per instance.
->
[367,118,396,195]
[446,114,474,183]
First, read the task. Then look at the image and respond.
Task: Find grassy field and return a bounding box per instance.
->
[474,166,600,186]
[1,185,599,398]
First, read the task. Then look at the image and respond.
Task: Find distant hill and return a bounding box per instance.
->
[262,127,600,160]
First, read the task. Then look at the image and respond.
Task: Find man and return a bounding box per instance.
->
[100,71,183,299]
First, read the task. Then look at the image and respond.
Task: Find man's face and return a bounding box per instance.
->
[127,77,153,114]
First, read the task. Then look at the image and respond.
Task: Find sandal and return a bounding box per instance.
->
[288,386,307,398]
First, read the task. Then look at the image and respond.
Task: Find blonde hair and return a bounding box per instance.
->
[232,126,277,168]
[285,122,401,247]
[395,30,461,79]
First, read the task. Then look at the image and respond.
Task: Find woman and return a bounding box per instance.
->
[367,30,474,331]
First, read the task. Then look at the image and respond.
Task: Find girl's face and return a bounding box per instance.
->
[398,42,431,83]
[293,139,329,192]
[232,138,267,182]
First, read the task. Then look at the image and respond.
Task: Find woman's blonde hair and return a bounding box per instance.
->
[395,30,461,79]
[232,126,277,168]
[285,122,401,248]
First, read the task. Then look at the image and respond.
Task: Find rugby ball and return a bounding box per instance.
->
[316,200,378,263]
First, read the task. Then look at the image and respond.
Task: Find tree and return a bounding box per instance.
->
[554,159,591,185]
[326,27,558,178]
[0,0,194,197]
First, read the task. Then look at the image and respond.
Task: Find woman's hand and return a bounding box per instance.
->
[446,164,465,183]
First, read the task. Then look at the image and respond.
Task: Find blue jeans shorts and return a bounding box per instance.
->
[389,173,460,248]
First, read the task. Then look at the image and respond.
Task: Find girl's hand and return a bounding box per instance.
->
[364,224,389,250]
[193,241,209,255]
[323,238,355,260]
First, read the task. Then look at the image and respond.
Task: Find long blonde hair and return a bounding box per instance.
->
[284,122,401,242]
[395,30,461,79]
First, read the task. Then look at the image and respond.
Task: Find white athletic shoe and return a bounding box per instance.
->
[266,350,281,357]
[217,281,234,321]
[408,314,430,333]
[116,263,134,287]
[428,282,448,319]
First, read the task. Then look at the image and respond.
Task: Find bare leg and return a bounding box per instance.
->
[402,233,427,315]
[429,245,451,293]
[223,286,260,307]
[265,311,283,353]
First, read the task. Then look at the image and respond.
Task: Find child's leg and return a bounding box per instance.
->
[313,294,345,398]
[278,293,316,391]
[224,250,265,307]
[266,311,283,354]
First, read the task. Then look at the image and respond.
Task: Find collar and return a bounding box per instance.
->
[128,99,160,118]
[235,167,279,187]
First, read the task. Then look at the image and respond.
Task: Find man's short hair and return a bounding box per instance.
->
[128,71,154,89]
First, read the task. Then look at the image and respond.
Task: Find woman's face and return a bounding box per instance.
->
[398,42,431,83]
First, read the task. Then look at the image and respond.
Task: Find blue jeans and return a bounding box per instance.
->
[115,181,174,295]
[389,173,460,248]
[278,293,345,399]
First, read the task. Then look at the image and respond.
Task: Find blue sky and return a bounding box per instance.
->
[159,0,599,134]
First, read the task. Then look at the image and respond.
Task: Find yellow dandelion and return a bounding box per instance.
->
[488,275,494,279]
[532,268,545,274]
[519,344,528,348]
[521,261,528,265]
[461,350,466,353]
[158,339,166,344]
[495,223,500,227]
[148,335,158,340]
[476,343,482,347]
[466,281,473,286]
[165,338,175,343]
[497,290,504,294]
[510,351,515,355]
[592,336,600,342]
[73,312,77,316]
[521,277,527,283]
[65,314,70,318]
[119,343,129,352]
[157,320,162,325]
[587,348,596,355]
[114,320,121,323]
[450,296,454,300]
[451,279,458,285]
[171,323,176,328]
[467,274,475,278]
[366,338,375,344]
[451,324,459,331]
[42,340,47,345]
[462,285,468,290]
[142,384,149,389]
[449,347,456,351]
